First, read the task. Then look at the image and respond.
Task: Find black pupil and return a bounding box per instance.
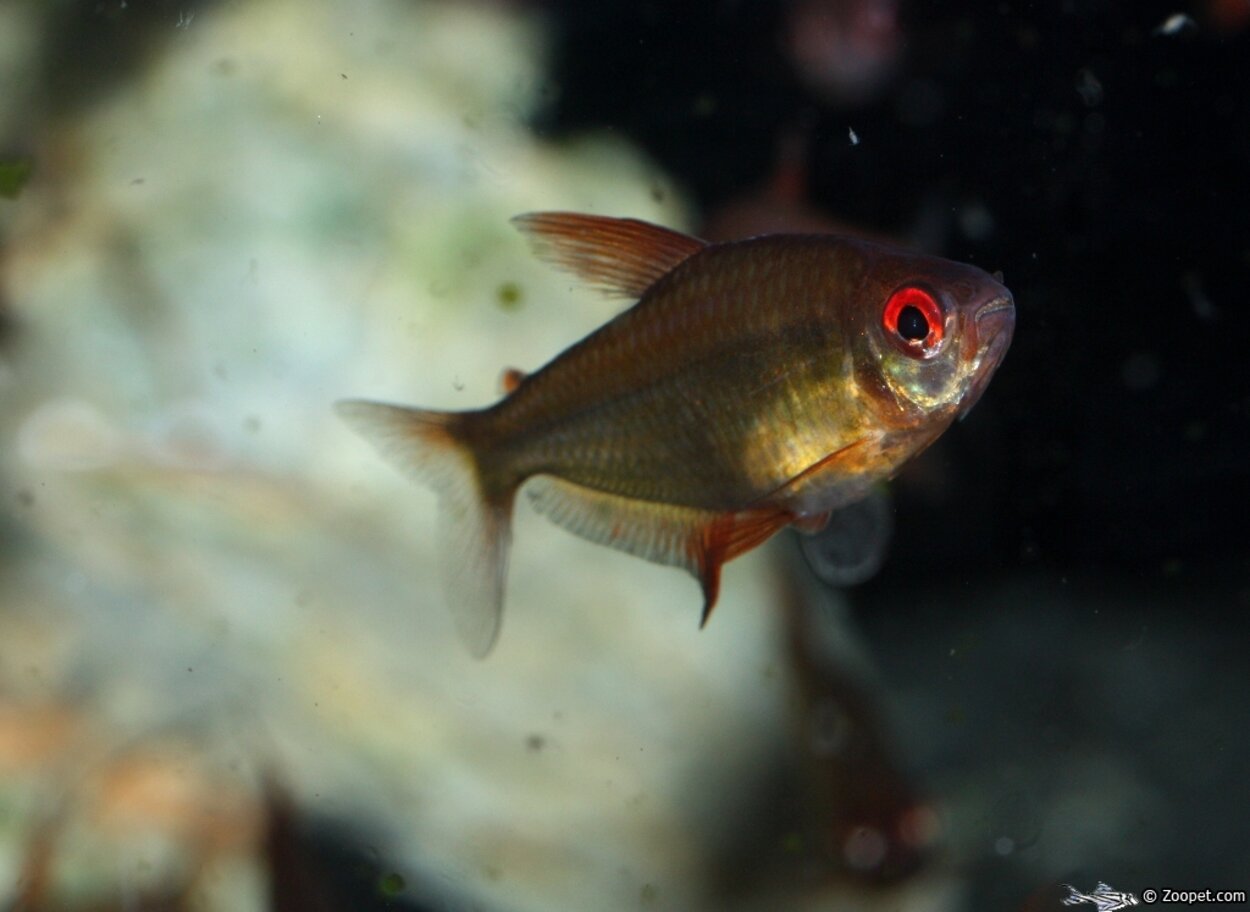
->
[897,305,930,341]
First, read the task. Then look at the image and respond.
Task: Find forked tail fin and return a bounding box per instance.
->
[335,400,515,658]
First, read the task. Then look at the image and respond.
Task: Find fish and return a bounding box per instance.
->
[337,212,1015,656]
[1061,883,1140,911]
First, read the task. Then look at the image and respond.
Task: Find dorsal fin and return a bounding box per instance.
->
[512,212,708,299]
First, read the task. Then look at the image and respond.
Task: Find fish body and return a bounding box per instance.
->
[339,213,1014,655]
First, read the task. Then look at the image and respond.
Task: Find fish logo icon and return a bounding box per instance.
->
[1062,882,1139,911]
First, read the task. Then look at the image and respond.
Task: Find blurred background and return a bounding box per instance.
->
[0,0,1246,910]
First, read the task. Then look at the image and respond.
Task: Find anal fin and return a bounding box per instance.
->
[527,476,793,628]
[694,507,793,626]
[527,475,716,571]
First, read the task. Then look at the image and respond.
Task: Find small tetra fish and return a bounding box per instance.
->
[338,213,1015,656]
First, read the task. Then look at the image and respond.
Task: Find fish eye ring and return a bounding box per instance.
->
[882,285,944,354]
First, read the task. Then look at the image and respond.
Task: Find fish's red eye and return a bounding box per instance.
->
[882,286,943,353]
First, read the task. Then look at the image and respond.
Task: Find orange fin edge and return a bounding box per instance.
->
[526,476,793,630]
[692,507,793,627]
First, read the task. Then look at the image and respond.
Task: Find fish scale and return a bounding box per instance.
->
[488,240,861,506]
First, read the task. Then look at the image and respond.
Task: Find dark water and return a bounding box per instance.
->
[545,1,1250,905]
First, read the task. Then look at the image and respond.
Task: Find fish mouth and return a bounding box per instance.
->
[974,296,1015,323]
[958,294,1016,418]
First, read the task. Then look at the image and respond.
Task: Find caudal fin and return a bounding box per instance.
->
[335,400,514,658]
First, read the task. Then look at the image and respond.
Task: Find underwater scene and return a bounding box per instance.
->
[0,1,1246,910]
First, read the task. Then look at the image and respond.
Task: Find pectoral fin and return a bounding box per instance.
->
[792,511,833,534]
[755,437,874,505]
[797,486,893,588]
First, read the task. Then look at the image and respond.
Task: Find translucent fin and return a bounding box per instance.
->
[512,212,707,299]
[336,400,513,658]
[792,511,833,534]
[797,486,893,588]
[755,437,872,503]
[527,476,792,627]
[527,475,714,572]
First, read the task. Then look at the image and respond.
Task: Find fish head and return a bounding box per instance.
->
[848,243,1015,428]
